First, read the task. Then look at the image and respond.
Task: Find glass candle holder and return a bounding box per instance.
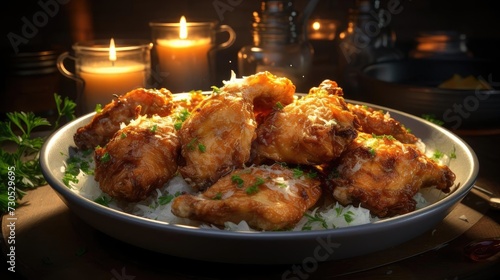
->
[149,17,236,93]
[57,39,152,113]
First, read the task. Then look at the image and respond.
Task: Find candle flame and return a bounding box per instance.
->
[312,21,321,31]
[179,16,187,39]
[109,38,117,62]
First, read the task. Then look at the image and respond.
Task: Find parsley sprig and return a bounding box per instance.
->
[0,94,76,213]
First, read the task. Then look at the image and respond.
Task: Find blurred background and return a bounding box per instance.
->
[2,0,499,118]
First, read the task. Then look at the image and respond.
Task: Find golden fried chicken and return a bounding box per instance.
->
[328,132,455,217]
[347,103,418,144]
[178,72,296,190]
[171,90,207,113]
[178,90,257,190]
[94,115,180,202]
[221,71,296,122]
[171,164,322,230]
[74,88,174,150]
[252,80,359,165]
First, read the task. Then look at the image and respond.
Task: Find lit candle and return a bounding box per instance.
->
[154,16,212,92]
[80,38,148,112]
[307,19,337,40]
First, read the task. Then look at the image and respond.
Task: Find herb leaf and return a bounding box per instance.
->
[0,94,76,213]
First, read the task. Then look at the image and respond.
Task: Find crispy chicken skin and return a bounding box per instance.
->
[171,164,322,230]
[171,90,207,113]
[253,80,359,165]
[347,103,418,144]
[178,91,257,190]
[222,71,296,122]
[94,115,180,202]
[328,132,455,217]
[178,72,296,190]
[74,88,175,150]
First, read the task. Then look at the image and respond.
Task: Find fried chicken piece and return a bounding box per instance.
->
[171,164,322,230]
[221,71,296,122]
[172,90,207,113]
[178,90,257,190]
[328,132,455,217]
[347,103,418,144]
[178,72,296,190]
[252,80,359,165]
[74,88,174,150]
[94,115,180,202]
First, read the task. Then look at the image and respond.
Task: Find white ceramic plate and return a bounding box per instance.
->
[40,97,478,264]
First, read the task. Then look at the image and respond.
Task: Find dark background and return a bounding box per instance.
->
[2,0,500,115]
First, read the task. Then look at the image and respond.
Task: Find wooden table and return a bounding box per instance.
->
[1,133,499,280]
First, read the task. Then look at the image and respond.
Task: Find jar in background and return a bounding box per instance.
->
[336,0,403,99]
[1,49,65,117]
[238,0,314,92]
[409,30,472,60]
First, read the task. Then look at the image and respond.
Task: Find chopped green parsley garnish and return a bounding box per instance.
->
[157,191,182,205]
[100,152,111,163]
[198,143,206,153]
[292,168,304,178]
[62,161,80,186]
[277,182,288,188]
[120,132,127,139]
[231,175,244,188]
[275,101,284,110]
[186,138,205,152]
[246,177,265,195]
[211,86,221,93]
[174,109,191,130]
[94,104,103,113]
[158,194,175,205]
[422,114,444,126]
[343,211,355,224]
[372,134,396,141]
[302,212,328,230]
[432,150,444,160]
[150,124,158,133]
[94,195,112,206]
[432,146,457,162]
[62,150,94,187]
[213,192,223,200]
[307,170,318,179]
[334,207,355,224]
[186,138,197,151]
[450,146,457,160]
